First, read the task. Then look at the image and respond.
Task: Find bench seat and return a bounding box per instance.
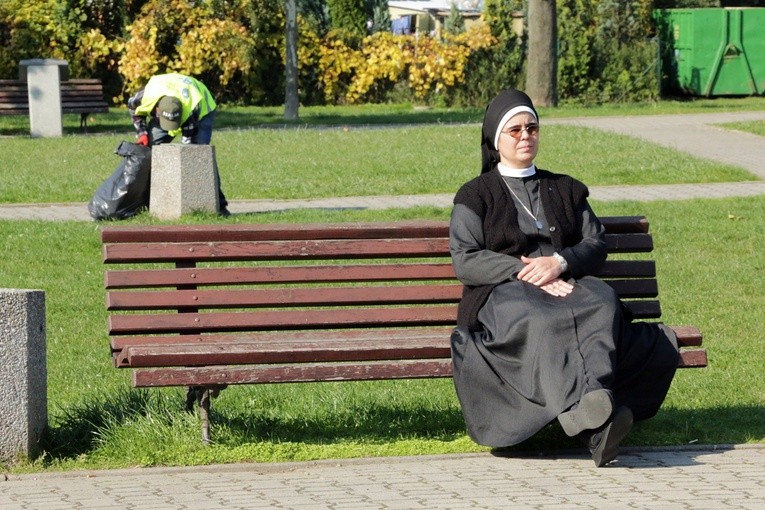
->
[101,218,707,442]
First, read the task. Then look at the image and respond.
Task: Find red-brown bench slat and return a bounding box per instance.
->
[108,302,664,335]
[124,335,452,367]
[104,259,657,289]
[106,284,464,311]
[109,327,454,359]
[669,325,703,346]
[103,234,652,264]
[101,221,452,244]
[108,305,460,335]
[677,350,708,368]
[103,238,452,263]
[99,216,651,244]
[133,359,456,387]
[105,263,458,289]
[106,280,657,311]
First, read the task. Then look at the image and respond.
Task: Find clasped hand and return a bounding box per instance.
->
[517,255,574,297]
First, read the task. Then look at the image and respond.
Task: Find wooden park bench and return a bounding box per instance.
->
[0,78,109,130]
[101,218,707,443]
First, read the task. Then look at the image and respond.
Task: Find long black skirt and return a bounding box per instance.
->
[451,276,679,448]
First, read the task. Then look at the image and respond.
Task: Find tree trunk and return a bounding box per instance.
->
[284,0,299,120]
[525,0,558,107]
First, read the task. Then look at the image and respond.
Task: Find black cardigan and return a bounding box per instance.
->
[452,168,591,329]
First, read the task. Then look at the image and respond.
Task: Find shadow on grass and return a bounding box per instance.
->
[37,386,467,463]
[38,386,764,464]
[216,402,467,445]
[40,387,158,461]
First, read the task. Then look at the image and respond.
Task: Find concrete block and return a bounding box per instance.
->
[0,289,47,464]
[19,59,68,138]
[150,144,220,219]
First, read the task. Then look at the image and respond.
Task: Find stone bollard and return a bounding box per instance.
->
[0,289,47,464]
[19,59,68,138]
[150,144,220,220]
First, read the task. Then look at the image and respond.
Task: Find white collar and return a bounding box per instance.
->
[498,163,536,178]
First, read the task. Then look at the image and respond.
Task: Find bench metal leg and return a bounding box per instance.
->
[185,385,226,444]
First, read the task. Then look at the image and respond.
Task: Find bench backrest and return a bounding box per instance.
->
[0,79,107,114]
[102,217,663,344]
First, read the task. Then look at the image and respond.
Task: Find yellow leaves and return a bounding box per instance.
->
[174,18,253,85]
[119,2,257,91]
[316,25,496,103]
[113,3,498,104]
[75,28,123,74]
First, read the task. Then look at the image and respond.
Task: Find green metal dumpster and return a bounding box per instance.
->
[654,8,765,96]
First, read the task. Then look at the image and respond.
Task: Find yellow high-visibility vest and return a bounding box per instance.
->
[134,73,216,136]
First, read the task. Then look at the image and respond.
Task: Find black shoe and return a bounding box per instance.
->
[557,389,614,437]
[219,207,231,217]
[587,406,633,467]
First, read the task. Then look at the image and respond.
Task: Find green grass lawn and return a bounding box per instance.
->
[2,97,762,204]
[0,124,756,204]
[0,196,763,473]
[0,98,764,473]
[718,120,765,137]
[2,94,765,137]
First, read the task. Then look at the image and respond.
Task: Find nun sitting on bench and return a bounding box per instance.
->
[449,89,680,467]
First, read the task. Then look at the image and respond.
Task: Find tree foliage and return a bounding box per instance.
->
[327,0,366,41]
[557,0,660,103]
[444,3,466,36]
[117,0,292,105]
[0,0,86,76]
[484,0,523,39]
[370,0,392,33]
[1,0,746,107]
[316,24,496,104]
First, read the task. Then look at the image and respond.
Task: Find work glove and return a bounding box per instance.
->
[136,134,150,146]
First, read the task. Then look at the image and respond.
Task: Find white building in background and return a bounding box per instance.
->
[388,1,484,37]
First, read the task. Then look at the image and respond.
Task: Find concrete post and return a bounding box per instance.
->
[0,289,47,464]
[19,59,68,138]
[150,144,220,219]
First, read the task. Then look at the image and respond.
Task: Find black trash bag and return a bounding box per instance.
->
[88,141,152,221]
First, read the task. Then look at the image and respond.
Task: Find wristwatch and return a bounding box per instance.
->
[553,252,569,272]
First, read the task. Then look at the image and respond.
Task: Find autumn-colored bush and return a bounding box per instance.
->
[316,24,496,104]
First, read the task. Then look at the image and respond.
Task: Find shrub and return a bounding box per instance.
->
[317,24,496,105]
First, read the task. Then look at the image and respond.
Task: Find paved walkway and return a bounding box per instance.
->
[3,445,765,509]
[2,112,764,508]
[2,180,765,221]
[548,111,765,180]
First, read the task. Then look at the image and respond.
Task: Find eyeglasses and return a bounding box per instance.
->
[502,123,540,139]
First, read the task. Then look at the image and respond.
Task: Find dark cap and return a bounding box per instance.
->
[157,96,182,131]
